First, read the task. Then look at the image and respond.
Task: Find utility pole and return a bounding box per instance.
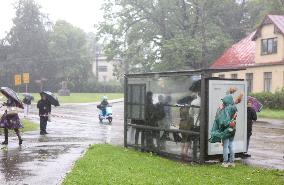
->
[95,44,100,80]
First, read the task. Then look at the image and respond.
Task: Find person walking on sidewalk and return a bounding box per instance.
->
[0,97,23,145]
[37,93,51,135]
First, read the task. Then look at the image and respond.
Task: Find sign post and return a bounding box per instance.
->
[23,73,30,93]
[14,74,21,93]
[14,74,22,86]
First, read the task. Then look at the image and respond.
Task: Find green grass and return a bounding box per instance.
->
[63,145,284,185]
[18,93,123,103]
[21,119,38,132]
[258,109,284,120]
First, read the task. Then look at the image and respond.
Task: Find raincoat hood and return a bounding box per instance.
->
[222,95,234,106]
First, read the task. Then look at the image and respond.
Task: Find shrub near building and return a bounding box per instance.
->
[251,88,284,109]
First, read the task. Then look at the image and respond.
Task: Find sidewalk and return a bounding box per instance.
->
[242,118,284,170]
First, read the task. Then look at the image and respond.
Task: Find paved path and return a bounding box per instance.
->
[0,101,124,185]
[242,118,284,170]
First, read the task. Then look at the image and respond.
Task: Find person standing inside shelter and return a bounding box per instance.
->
[145,91,157,152]
[37,93,51,135]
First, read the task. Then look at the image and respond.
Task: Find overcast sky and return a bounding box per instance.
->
[0,0,105,38]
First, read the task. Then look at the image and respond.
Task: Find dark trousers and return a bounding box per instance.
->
[40,116,48,132]
[247,134,251,152]
[135,129,146,148]
[3,128,21,142]
[102,107,107,116]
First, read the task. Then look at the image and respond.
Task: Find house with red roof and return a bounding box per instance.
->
[211,15,284,93]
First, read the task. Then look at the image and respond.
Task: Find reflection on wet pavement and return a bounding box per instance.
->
[0,101,124,185]
[242,120,284,170]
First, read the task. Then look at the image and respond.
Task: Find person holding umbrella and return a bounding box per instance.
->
[22,93,34,118]
[0,87,24,145]
[37,91,59,135]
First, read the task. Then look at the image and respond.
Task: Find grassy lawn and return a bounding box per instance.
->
[258,109,284,120]
[21,119,38,132]
[63,145,284,185]
[18,93,123,103]
[0,119,38,133]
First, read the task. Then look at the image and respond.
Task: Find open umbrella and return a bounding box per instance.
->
[40,91,60,106]
[248,96,263,112]
[22,93,34,105]
[0,87,24,109]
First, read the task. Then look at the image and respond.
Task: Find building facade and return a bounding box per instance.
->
[211,15,284,93]
[92,56,120,82]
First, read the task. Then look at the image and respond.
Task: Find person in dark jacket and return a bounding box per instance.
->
[37,93,51,135]
[245,100,257,157]
[144,91,157,152]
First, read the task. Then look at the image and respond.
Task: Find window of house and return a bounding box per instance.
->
[264,72,272,92]
[261,38,277,55]
[218,74,225,78]
[98,66,108,72]
[246,73,253,94]
[231,74,238,79]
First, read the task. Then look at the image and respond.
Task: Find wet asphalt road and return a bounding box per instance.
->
[0,101,124,185]
[242,118,284,170]
[0,101,283,185]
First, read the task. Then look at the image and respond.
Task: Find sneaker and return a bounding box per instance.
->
[44,131,49,134]
[19,139,23,145]
[229,162,235,167]
[243,153,251,158]
[221,162,229,168]
[40,131,45,135]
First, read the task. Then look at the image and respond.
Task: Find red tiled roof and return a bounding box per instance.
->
[211,31,256,69]
[211,15,284,69]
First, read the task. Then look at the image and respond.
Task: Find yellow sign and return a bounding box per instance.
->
[14,74,21,86]
[23,73,30,84]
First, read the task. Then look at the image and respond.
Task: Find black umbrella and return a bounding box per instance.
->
[0,87,24,109]
[40,91,60,106]
[22,93,34,105]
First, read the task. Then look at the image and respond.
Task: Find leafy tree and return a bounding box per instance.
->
[49,20,92,91]
[247,0,284,28]
[6,0,50,76]
[97,0,242,76]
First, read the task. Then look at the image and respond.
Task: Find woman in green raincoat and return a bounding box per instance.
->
[209,93,243,167]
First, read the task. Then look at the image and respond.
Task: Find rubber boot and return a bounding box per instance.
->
[15,129,23,145]
[1,128,8,145]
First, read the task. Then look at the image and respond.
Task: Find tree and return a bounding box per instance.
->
[1,0,51,89]
[97,0,240,76]
[247,0,284,29]
[49,20,92,91]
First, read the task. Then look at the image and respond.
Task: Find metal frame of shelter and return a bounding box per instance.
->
[124,68,246,163]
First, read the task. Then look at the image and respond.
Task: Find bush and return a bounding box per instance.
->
[80,78,123,93]
[251,88,284,109]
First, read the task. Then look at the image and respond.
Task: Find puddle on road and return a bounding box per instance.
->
[0,144,80,183]
[37,136,93,143]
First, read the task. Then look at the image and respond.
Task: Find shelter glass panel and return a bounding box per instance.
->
[126,74,201,161]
